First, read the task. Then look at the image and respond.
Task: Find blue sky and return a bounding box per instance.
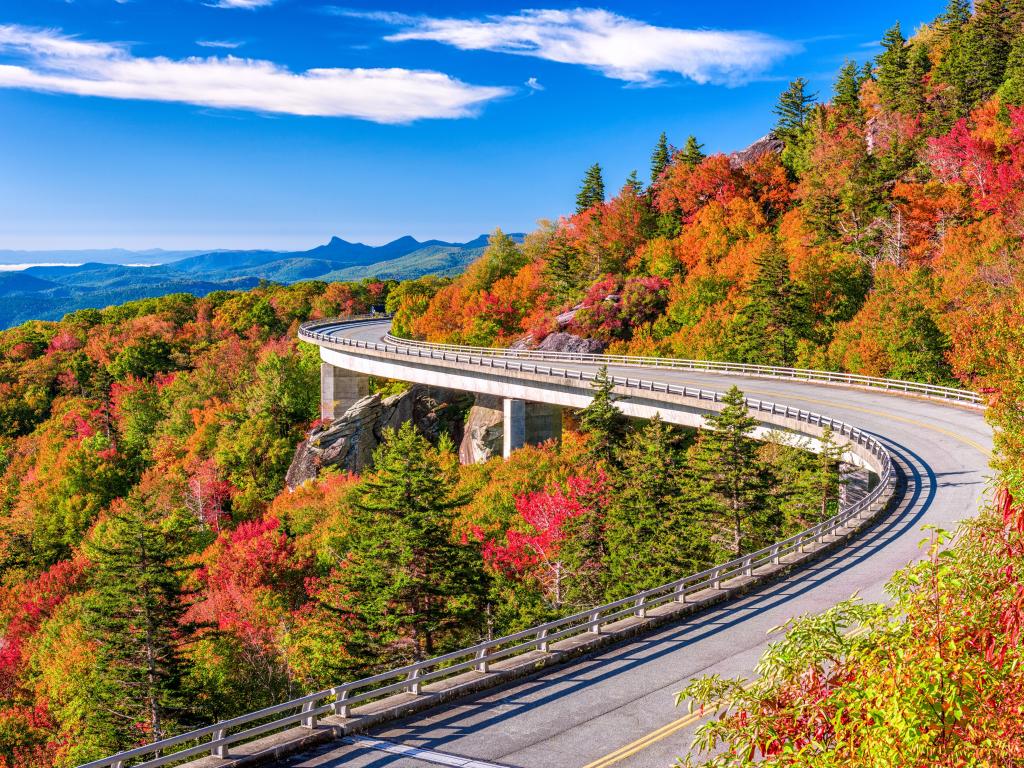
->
[0,0,943,250]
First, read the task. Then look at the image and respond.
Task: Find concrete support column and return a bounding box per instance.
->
[320,362,369,422]
[503,398,526,458]
[526,402,563,447]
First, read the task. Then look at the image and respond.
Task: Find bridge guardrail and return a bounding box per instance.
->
[83,316,898,768]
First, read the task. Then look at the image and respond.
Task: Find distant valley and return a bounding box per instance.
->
[0,233,520,328]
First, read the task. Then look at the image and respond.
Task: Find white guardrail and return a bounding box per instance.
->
[84,316,912,768]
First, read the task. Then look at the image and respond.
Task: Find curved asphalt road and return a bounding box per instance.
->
[286,320,992,768]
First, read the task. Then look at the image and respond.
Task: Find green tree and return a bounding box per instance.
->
[650,132,671,183]
[901,43,931,114]
[680,135,707,167]
[338,423,484,661]
[604,417,707,597]
[833,60,863,125]
[730,245,809,366]
[774,78,817,145]
[543,235,585,303]
[998,33,1024,104]
[82,495,202,752]
[942,0,971,30]
[463,228,528,293]
[876,23,908,110]
[690,387,772,556]
[577,366,627,467]
[576,162,606,213]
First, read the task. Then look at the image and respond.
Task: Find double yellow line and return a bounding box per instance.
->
[583,627,870,768]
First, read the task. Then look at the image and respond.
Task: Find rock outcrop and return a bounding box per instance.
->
[285,385,469,488]
[728,133,785,169]
[458,394,504,464]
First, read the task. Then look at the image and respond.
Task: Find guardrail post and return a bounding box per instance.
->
[674,584,686,603]
[589,611,602,634]
[475,647,490,673]
[712,568,722,590]
[211,726,228,758]
[771,544,781,565]
[407,668,422,695]
[332,687,350,718]
[744,556,754,577]
[635,595,647,619]
[300,699,316,729]
[537,628,550,653]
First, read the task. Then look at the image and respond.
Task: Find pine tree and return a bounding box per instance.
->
[83,496,201,749]
[650,132,671,183]
[833,60,863,124]
[942,0,971,31]
[901,43,932,114]
[576,163,606,213]
[339,423,484,662]
[543,235,584,303]
[625,169,644,195]
[970,0,1014,100]
[577,366,626,467]
[876,23,909,110]
[679,135,707,167]
[690,387,770,557]
[731,245,809,366]
[774,78,817,145]
[998,33,1024,104]
[604,417,707,597]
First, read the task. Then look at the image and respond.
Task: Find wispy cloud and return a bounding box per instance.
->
[525,76,543,91]
[0,25,511,123]
[360,8,796,86]
[196,39,244,49]
[209,0,275,9]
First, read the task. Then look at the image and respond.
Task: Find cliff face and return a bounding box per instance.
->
[728,133,785,169]
[285,385,471,487]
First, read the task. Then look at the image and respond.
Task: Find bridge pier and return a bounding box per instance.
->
[502,399,563,458]
[320,363,369,422]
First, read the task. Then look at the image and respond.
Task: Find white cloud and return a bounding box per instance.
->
[378,8,796,86]
[196,40,244,49]
[526,76,543,90]
[0,25,510,123]
[209,0,275,9]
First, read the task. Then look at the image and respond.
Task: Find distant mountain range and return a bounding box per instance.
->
[0,234,520,328]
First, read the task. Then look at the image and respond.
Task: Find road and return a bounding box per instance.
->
[286,320,992,768]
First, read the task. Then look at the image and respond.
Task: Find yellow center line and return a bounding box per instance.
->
[582,627,870,768]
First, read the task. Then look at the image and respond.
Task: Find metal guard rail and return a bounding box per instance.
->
[84,317,896,768]
[374,329,981,406]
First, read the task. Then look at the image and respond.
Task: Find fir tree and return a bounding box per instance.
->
[876,23,909,110]
[690,387,771,557]
[604,417,707,597]
[942,0,971,31]
[998,33,1024,104]
[650,132,671,183]
[576,163,606,213]
[83,496,201,750]
[774,78,817,145]
[340,423,484,661]
[625,169,644,195]
[901,43,932,114]
[577,366,626,467]
[970,0,1013,100]
[833,60,863,124]
[731,245,809,366]
[680,135,707,167]
[543,235,585,303]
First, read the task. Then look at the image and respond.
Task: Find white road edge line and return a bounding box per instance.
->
[343,735,519,768]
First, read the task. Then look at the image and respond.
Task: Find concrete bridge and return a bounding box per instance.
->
[83,317,992,768]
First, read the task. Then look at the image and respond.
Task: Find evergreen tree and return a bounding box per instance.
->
[83,496,201,750]
[833,60,863,124]
[774,78,817,145]
[576,163,606,213]
[340,423,484,661]
[876,23,909,110]
[731,245,809,365]
[970,0,1014,100]
[942,0,971,31]
[604,417,707,597]
[577,366,626,467]
[650,132,671,183]
[625,169,644,195]
[690,387,772,557]
[901,43,932,113]
[998,33,1024,104]
[680,135,707,167]
[543,235,585,302]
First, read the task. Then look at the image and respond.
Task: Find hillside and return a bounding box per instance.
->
[0,234,522,328]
